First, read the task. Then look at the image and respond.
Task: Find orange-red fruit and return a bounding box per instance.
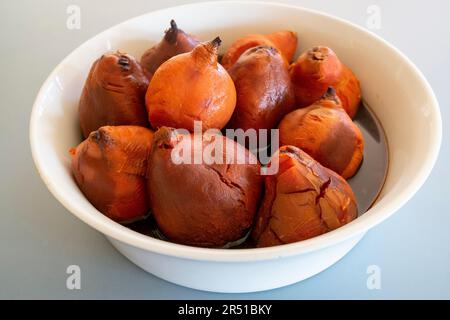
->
[290,46,361,118]
[278,89,364,179]
[334,65,361,118]
[147,127,263,247]
[140,20,200,79]
[146,37,236,132]
[227,46,295,131]
[252,146,358,248]
[78,52,150,138]
[70,126,154,223]
[221,31,298,69]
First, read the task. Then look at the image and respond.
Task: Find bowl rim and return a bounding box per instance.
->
[30,0,442,262]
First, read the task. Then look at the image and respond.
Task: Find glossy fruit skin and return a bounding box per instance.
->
[227,46,295,131]
[290,46,361,118]
[334,65,361,118]
[70,126,154,223]
[79,52,150,138]
[140,20,200,79]
[147,127,263,247]
[278,92,364,179]
[221,30,298,69]
[252,146,358,248]
[146,38,236,132]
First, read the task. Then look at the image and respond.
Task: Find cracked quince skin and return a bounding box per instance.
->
[146,127,263,247]
[251,146,358,248]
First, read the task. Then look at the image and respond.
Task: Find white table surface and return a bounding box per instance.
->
[1,0,449,299]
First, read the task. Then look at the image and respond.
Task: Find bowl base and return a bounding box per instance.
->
[107,233,365,293]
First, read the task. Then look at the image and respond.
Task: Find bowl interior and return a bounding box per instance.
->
[30,1,441,260]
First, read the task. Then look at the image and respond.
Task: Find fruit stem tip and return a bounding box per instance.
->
[164,19,179,43]
[212,36,222,48]
[170,19,177,31]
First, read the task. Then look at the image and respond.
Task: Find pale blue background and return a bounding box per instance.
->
[1,0,449,299]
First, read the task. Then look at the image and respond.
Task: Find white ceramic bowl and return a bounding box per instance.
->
[30,1,441,293]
